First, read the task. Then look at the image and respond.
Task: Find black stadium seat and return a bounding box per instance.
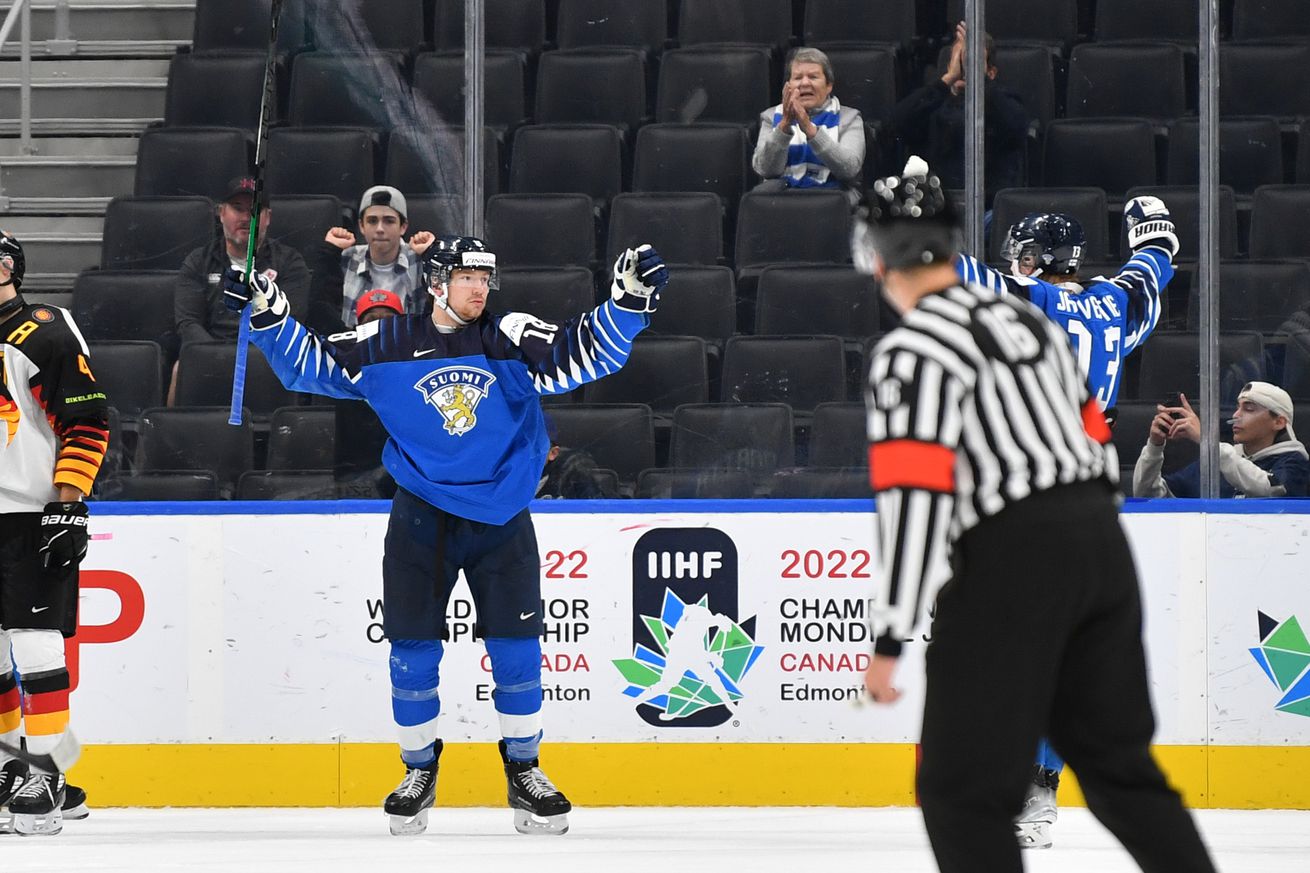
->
[804,0,917,48]
[605,192,723,266]
[287,52,405,129]
[1232,0,1310,42]
[754,266,879,338]
[1167,118,1284,197]
[1248,186,1310,260]
[237,470,337,500]
[733,191,852,270]
[1123,186,1238,261]
[492,267,596,324]
[632,123,751,208]
[173,342,298,419]
[636,468,757,499]
[98,471,221,501]
[431,0,545,54]
[534,49,648,130]
[583,336,710,414]
[807,402,868,468]
[412,51,528,133]
[1094,0,1199,43]
[545,403,656,484]
[266,407,336,471]
[1220,44,1310,121]
[555,0,668,54]
[669,402,795,472]
[1191,260,1310,334]
[769,467,872,499]
[100,196,215,271]
[818,45,900,136]
[135,407,254,493]
[1065,43,1187,122]
[87,341,164,422]
[134,127,250,200]
[385,128,500,198]
[992,44,1056,130]
[1281,333,1310,400]
[265,128,375,202]
[403,194,464,238]
[1132,331,1265,408]
[645,265,737,344]
[73,270,178,354]
[946,0,1078,50]
[267,195,346,267]
[655,48,771,126]
[192,0,308,52]
[508,124,623,206]
[164,50,270,132]
[1042,119,1158,198]
[677,0,793,54]
[720,335,846,413]
[343,0,425,53]
[487,194,596,268]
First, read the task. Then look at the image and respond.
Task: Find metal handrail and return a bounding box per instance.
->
[0,0,34,154]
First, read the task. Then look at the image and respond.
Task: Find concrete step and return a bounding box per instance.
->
[0,58,171,78]
[0,156,136,198]
[0,135,140,157]
[0,214,104,235]
[0,78,166,120]
[4,2,195,44]
[14,230,103,277]
[0,195,111,215]
[0,116,157,135]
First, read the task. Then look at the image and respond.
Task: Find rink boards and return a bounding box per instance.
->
[65,498,1310,809]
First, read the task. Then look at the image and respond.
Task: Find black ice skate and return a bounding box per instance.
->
[0,758,30,834]
[499,740,571,836]
[10,770,65,836]
[384,740,441,836]
[62,783,89,821]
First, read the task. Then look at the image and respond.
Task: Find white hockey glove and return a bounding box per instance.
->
[1124,195,1179,258]
[610,244,669,314]
[222,266,289,328]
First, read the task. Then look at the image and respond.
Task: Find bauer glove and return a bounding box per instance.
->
[39,501,89,570]
[1124,195,1179,258]
[222,266,289,328]
[610,244,669,314]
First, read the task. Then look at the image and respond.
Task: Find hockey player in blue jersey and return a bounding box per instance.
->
[223,235,669,837]
[956,198,1179,849]
[957,196,1177,413]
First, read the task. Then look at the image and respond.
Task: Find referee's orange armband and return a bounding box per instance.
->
[868,439,956,493]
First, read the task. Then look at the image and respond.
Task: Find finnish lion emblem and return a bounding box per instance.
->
[414,366,497,436]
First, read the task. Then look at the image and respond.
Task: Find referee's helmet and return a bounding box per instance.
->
[851,156,962,275]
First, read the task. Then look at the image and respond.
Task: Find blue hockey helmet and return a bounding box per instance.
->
[422,235,498,326]
[1001,212,1084,278]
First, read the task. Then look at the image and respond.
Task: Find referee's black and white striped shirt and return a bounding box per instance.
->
[865,281,1117,653]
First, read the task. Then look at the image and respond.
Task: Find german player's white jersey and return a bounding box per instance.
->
[865,282,1117,646]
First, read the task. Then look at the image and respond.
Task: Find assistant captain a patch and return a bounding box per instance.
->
[414,366,497,436]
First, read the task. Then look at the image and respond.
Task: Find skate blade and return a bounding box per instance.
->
[62,801,89,821]
[1015,820,1052,850]
[513,809,569,836]
[388,809,429,836]
[0,811,12,835]
[13,809,63,836]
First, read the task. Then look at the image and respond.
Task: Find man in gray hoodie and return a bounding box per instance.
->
[1134,381,1310,497]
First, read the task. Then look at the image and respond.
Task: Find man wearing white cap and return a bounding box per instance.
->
[1134,382,1310,497]
[313,185,435,332]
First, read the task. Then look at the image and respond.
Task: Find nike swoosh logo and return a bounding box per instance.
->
[519,611,536,620]
[413,348,438,357]
[31,606,50,613]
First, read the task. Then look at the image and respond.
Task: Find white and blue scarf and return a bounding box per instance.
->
[772,96,843,189]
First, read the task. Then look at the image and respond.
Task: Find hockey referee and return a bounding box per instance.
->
[856,161,1217,873]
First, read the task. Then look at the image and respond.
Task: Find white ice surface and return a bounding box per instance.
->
[2,807,1307,873]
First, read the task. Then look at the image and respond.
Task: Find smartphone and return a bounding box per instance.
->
[1160,393,1183,418]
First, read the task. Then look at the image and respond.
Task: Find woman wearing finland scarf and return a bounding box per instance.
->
[752,48,866,206]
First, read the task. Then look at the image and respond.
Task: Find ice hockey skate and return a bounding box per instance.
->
[499,740,571,835]
[0,758,29,834]
[10,771,66,836]
[1015,767,1060,849]
[62,783,90,821]
[384,740,440,836]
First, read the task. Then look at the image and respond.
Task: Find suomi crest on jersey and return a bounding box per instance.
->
[413,365,497,436]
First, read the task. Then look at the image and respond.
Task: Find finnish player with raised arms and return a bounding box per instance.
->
[223,236,669,837]
[0,231,106,835]
[855,163,1217,873]
[952,178,1179,849]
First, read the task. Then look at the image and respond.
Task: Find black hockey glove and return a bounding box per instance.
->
[1124,195,1179,258]
[39,501,89,570]
[610,244,669,314]
[221,266,289,328]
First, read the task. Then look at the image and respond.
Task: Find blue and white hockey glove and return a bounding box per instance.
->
[222,266,288,328]
[610,244,669,314]
[1124,195,1179,258]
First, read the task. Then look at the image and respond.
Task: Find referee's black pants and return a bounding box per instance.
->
[917,481,1216,873]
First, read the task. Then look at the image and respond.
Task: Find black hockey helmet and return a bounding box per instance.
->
[852,158,962,274]
[422,235,498,292]
[0,229,25,290]
[1001,212,1085,278]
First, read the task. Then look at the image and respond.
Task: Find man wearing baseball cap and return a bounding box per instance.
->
[312,184,435,333]
[1135,381,1310,497]
[174,175,311,347]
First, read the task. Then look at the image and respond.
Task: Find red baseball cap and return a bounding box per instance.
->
[355,288,405,321]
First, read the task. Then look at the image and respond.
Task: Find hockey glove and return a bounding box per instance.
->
[610,244,669,314]
[39,501,89,571]
[221,266,289,328]
[1124,195,1180,258]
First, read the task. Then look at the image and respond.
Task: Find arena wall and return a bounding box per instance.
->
[66,499,1310,809]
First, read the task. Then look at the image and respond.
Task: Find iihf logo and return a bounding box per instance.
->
[414,366,497,436]
[613,529,764,726]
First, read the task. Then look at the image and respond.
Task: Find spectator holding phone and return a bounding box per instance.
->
[1133,382,1310,497]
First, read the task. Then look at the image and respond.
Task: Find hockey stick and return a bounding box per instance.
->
[0,731,81,775]
[229,0,284,426]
